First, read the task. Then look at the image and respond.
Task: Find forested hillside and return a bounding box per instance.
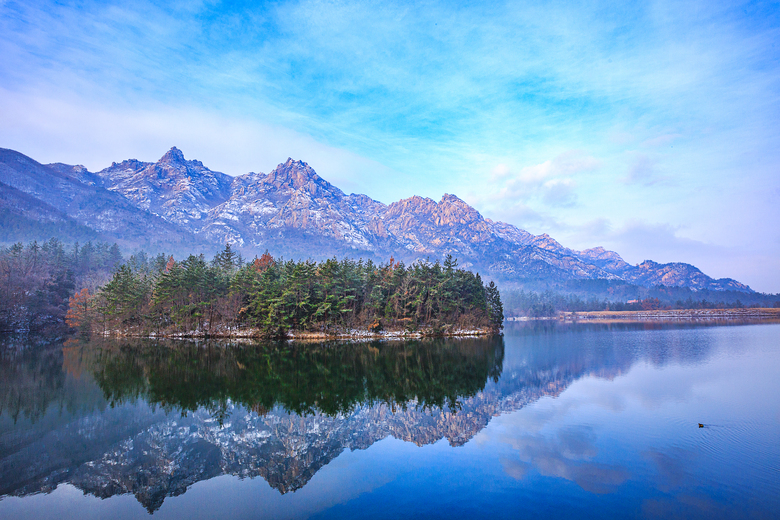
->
[502,283,780,317]
[0,238,122,331]
[0,239,122,331]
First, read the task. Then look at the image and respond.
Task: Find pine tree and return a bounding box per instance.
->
[485,281,504,331]
[214,243,238,273]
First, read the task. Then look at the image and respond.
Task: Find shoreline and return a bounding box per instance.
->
[95,327,497,341]
[550,308,780,322]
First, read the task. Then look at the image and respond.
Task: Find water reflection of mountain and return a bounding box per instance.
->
[0,323,719,512]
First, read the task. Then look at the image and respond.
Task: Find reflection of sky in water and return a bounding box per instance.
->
[486,327,780,518]
[1,323,778,519]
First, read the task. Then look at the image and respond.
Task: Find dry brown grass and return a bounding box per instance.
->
[558,308,780,322]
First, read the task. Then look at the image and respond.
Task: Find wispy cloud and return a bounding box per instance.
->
[499,427,630,494]
[623,152,668,186]
[552,218,780,291]
[0,88,402,198]
[487,151,601,207]
[1,0,779,289]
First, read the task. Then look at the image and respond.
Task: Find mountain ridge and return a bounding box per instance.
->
[0,146,752,293]
[0,148,209,252]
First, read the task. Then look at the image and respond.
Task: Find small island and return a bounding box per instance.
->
[67,245,504,339]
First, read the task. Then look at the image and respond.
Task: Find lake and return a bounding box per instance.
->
[1,321,778,519]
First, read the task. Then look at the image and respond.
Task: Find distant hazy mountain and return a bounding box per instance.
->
[0,146,752,293]
[0,148,210,252]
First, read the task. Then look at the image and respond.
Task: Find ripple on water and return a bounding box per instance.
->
[679,419,780,499]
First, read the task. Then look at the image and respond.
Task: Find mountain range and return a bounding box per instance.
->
[0,146,752,293]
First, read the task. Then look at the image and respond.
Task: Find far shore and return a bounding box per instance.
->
[506,308,780,323]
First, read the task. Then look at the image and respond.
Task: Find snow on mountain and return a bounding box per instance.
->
[97,147,233,228]
[0,147,753,292]
[0,147,203,250]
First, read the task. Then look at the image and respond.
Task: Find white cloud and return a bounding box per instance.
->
[485,151,601,208]
[541,178,577,207]
[552,219,780,292]
[1,0,779,291]
[499,429,630,494]
[0,88,402,200]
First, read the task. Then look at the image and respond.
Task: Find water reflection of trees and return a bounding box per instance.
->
[0,335,106,424]
[3,321,728,427]
[70,337,505,419]
[1,324,737,510]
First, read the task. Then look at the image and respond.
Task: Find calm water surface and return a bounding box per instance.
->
[1,322,778,519]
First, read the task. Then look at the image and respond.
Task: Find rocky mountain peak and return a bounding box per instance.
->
[581,246,626,263]
[105,158,147,173]
[489,221,535,244]
[637,260,659,269]
[160,146,186,165]
[0,146,755,294]
[385,196,436,217]
[528,233,570,255]
[624,259,751,291]
[93,147,234,228]
[440,193,464,204]
[46,162,103,187]
[439,193,471,210]
[577,246,632,274]
[264,158,339,195]
[585,246,607,255]
[437,194,483,226]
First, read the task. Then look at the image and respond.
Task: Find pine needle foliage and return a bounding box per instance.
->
[94,247,503,336]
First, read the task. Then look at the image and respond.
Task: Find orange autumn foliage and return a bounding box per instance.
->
[252,252,275,273]
[66,287,91,329]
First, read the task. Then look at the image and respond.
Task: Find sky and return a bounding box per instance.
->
[1,0,779,291]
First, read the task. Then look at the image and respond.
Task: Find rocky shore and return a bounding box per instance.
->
[96,327,496,340]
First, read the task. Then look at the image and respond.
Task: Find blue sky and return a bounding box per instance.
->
[1,0,779,291]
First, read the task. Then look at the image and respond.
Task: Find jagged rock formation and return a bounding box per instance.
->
[0,146,752,292]
[201,158,388,254]
[96,147,234,228]
[0,148,207,251]
[577,246,633,274]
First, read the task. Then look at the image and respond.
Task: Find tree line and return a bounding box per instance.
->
[70,245,504,337]
[503,288,780,317]
[0,239,122,331]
